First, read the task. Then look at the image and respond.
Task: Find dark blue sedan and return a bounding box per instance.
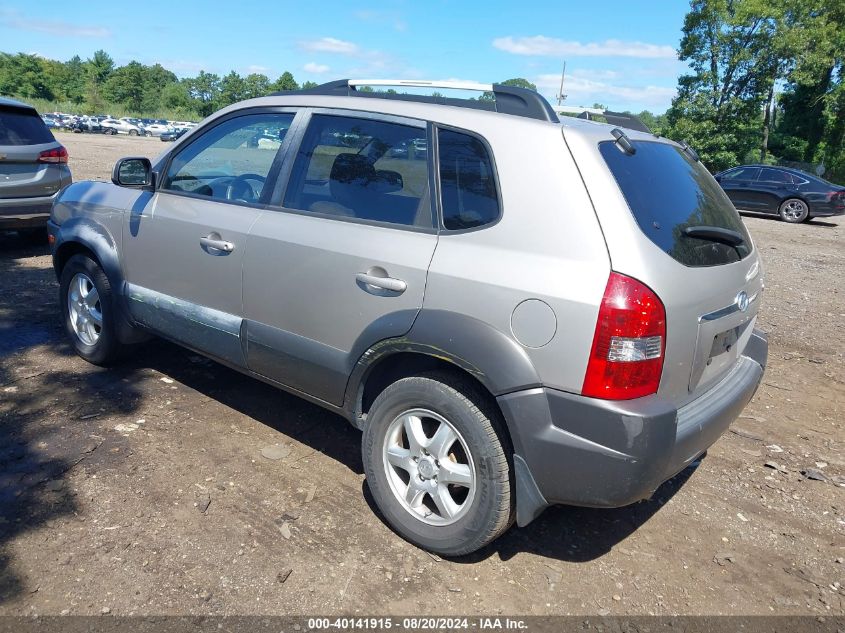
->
[715,165,845,223]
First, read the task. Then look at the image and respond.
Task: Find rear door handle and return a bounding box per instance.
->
[200,235,235,253]
[355,272,407,293]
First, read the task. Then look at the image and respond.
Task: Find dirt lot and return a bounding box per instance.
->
[0,132,843,616]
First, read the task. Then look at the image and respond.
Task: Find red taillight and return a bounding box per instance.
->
[582,272,667,400]
[38,146,68,163]
[830,191,845,208]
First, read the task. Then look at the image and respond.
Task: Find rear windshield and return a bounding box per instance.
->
[0,106,56,145]
[600,140,751,267]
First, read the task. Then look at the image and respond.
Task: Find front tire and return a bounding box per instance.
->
[59,254,125,365]
[779,198,809,223]
[362,372,513,556]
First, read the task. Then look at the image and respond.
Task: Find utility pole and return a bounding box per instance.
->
[557,61,567,105]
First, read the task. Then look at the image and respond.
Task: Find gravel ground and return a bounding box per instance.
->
[0,133,842,616]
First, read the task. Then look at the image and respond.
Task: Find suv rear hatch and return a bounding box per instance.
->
[0,102,68,200]
[563,122,763,408]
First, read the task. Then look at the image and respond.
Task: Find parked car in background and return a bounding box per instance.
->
[715,164,845,223]
[143,123,173,137]
[0,96,72,241]
[159,127,188,142]
[48,78,767,555]
[100,118,143,136]
[41,116,59,130]
[388,137,428,159]
[71,116,103,134]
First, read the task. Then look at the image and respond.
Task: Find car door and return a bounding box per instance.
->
[122,109,297,366]
[242,111,438,406]
[755,167,797,213]
[717,167,760,209]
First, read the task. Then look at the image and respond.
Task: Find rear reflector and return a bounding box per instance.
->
[582,272,666,400]
[38,146,68,163]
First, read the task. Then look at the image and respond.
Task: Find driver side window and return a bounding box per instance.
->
[162,113,295,203]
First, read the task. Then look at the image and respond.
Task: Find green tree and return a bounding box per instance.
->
[102,61,146,111]
[185,71,221,116]
[665,0,786,170]
[243,73,270,98]
[0,53,54,99]
[271,71,298,92]
[86,50,114,84]
[218,71,246,107]
[499,77,537,91]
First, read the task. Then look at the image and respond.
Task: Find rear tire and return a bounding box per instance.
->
[362,372,513,556]
[59,254,126,365]
[779,198,809,223]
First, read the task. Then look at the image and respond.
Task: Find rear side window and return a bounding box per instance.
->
[600,141,751,267]
[721,167,760,181]
[438,129,500,230]
[0,107,55,145]
[758,168,792,183]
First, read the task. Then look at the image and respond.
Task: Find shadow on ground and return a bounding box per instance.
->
[0,234,144,603]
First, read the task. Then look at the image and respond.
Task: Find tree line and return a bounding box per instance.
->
[0,49,318,119]
[662,0,844,181]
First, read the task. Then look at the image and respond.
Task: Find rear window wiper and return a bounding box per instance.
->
[683,226,746,248]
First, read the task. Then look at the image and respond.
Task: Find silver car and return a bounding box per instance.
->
[1,97,72,239]
[48,79,768,556]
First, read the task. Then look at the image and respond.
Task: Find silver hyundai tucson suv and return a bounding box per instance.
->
[1,96,71,240]
[48,79,768,556]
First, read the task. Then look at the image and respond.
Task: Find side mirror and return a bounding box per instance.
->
[112,157,153,188]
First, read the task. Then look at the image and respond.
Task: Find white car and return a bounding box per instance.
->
[100,119,143,136]
[143,123,173,137]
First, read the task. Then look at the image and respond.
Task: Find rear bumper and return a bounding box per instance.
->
[498,329,768,526]
[0,191,61,229]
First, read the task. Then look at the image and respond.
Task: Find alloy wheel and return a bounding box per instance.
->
[67,272,103,346]
[382,408,476,526]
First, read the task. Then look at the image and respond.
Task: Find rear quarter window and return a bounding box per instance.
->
[600,140,752,267]
[0,107,56,145]
[438,129,500,230]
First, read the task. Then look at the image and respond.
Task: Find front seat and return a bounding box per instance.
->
[309,153,376,218]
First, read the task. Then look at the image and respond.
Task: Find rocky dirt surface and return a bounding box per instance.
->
[0,133,842,616]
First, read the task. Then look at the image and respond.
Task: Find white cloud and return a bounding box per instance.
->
[300,37,359,54]
[0,9,111,38]
[493,36,676,59]
[535,73,676,109]
[245,64,269,75]
[304,62,330,74]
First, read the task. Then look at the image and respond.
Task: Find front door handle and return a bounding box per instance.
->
[355,272,407,293]
[200,235,235,253]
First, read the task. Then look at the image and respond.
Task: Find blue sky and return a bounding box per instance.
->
[0,0,691,112]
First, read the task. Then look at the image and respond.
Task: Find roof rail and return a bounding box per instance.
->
[553,105,652,133]
[272,79,560,123]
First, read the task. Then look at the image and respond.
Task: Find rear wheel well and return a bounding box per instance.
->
[359,353,508,440]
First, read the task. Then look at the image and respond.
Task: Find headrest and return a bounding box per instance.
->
[330,153,375,186]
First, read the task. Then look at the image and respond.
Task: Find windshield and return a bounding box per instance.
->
[600,140,752,267]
